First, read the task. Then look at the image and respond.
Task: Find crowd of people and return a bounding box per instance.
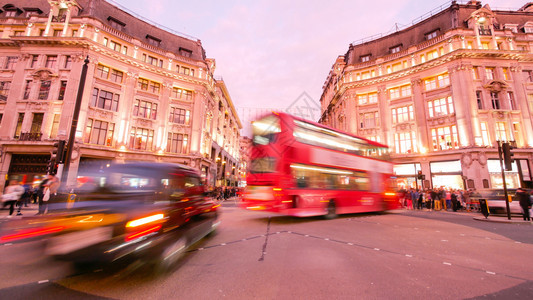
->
[398,187,474,212]
[1,174,60,217]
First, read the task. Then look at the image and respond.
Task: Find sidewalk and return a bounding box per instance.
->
[0,203,39,220]
[473,215,533,224]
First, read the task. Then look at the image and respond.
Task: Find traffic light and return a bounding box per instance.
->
[417,171,425,180]
[52,140,66,164]
[46,157,57,175]
[502,142,514,171]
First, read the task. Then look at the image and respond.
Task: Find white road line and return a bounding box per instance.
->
[443,262,452,266]
[486,271,496,275]
[374,248,380,251]
[441,240,448,242]
[38,280,49,284]
[348,243,354,245]
[221,243,226,246]
[405,254,413,257]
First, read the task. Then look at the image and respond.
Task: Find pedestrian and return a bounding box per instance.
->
[2,179,25,216]
[516,188,531,221]
[430,189,438,211]
[37,174,56,215]
[451,190,458,212]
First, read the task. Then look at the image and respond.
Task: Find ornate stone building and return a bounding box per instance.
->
[0,0,241,190]
[319,1,533,190]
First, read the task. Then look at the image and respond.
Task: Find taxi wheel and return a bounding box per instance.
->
[153,236,187,275]
[325,200,337,219]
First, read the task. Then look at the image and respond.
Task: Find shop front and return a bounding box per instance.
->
[430,160,464,190]
[488,159,520,189]
[393,163,422,190]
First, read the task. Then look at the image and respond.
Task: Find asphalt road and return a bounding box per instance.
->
[1,203,533,299]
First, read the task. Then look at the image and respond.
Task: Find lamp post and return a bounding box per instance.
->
[62,56,89,187]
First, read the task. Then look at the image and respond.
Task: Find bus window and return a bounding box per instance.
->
[252,115,281,145]
[250,157,277,174]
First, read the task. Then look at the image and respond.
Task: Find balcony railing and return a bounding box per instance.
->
[18,132,42,141]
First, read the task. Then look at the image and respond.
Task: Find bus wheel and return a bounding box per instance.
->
[325,200,337,219]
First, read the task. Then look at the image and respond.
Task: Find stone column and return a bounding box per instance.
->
[410,77,429,152]
[511,65,533,147]
[449,64,478,147]
[377,85,390,146]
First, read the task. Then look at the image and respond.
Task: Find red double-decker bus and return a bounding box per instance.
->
[241,112,399,218]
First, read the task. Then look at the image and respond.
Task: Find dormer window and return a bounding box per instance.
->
[24,8,42,18]
[524,26,533,33]
[360,54,371,62]
[390,44,402,54]
[179,47,192,58]
[425,29,439,40]
[146,35,161,47]
[107,16,125,31]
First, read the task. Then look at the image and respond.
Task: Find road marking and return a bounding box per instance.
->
[374,248,380,251]
[460,234,465,236]
[305,235,309,237]
[221,243,226,246]
[324,238,329,241]
[198,248,204,250]
[405,254,413,257]
[441,240,448,242]
[38,280,49,284]
[486,271,496,275]
[443,262,452,266]
[485,237,491,240]
[515,241,522,244]
[348,243,353,245]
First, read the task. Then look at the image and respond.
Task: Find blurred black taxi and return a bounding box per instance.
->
[0,162,219,272]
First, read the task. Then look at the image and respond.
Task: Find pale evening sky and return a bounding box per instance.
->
[110,0,525,133]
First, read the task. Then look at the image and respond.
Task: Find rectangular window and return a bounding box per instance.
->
[389,85,411,100]
[84,118,115,146]
[129,126,154,151]
[360,111,379,128]
[166,133,188,154]
[392,105,414,124]
[171,87,183,99]
[508,92,516,110]
[13,31,24,37]
[50,114,60,139]
[513,123,523,147]
[0,81,11,101]
[182,67,190,76]
[109,40,121,52]
[64,55,72,69]
[110,69,123,83]
[425,30,439,40]
[14,113,24,139]
[360,55,371,62]
[424,73,449,91]
[502,67,510,80]
[53,29,62,37]
[491,92,500,109]
[122,46,128,55]
[147,56,158,66]
[428,96,454,118]
[169,107,190,124]
[133,99,158,120]
[30,113,44,134]
[57,81,67,100]
[38,80,51,100]
[431,125,459,151]
[146,35,161,47]
[30,55,38,68]
[476,91,484,109]
[390,45,402,54]
[485,67,495,80]
[179,48,192,58]
[108,17,126,31]
[23,80,32,100]
[495,122,508,141]
[149,81,160,94]
[394,131,417,154]
[137,78,149,91]
[4,56,17,69]
[480,122,491,146]
[45,55,57,69]
[91,88,119,111]
[96,64,110,79]
[472,67,480,80]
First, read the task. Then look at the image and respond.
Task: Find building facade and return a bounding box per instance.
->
[0,0,241,190]
[319,1,533,191]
